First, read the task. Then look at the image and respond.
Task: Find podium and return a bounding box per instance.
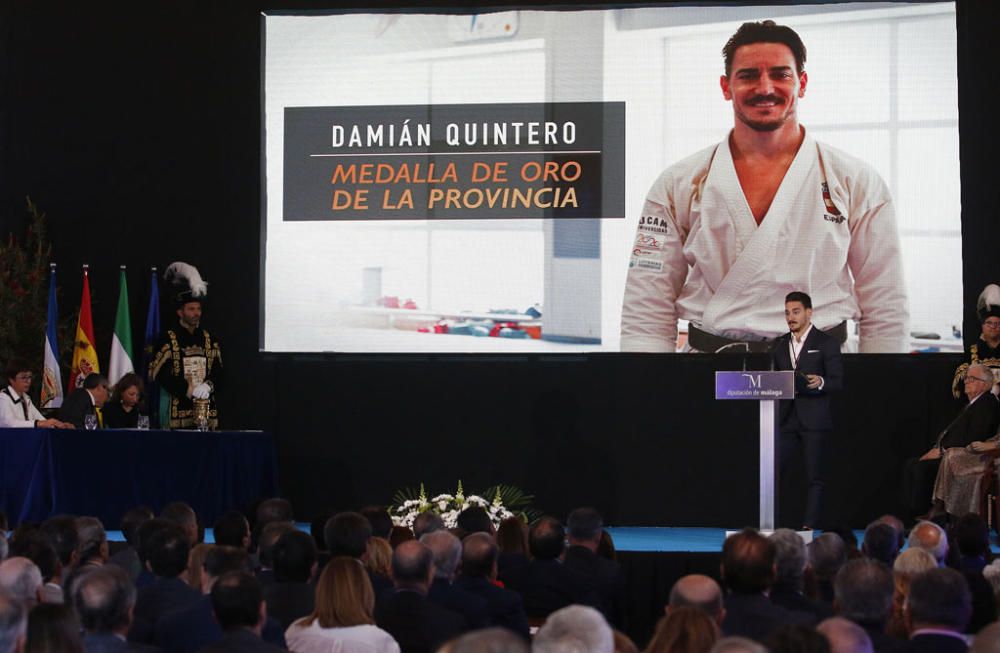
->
[716,371,795,530]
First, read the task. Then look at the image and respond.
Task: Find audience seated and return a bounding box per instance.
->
[127,522,200,643]
[360,507,394,541]
[0,558,42,608]
[325,512,392,596]
[201,571,284,653]
[719,529,814,643]
[108,508,153,582]
[212,513,251,552]
[770,529,832,621]
[0,588,27,653]
[419,531,488,631]
[186,544,212,594]
[387,528,414,549]
[263,530,317,629]
[455,508,494,537]
[832,558,902,653]
[645,605,719,653]
[374,540,464,653]
[532,605,613,653]
[132,518,172,591]
[366,538,393,580]
[453,533,529,639]
[437,627,527,653]
[887,549,938,640]
[40,516,80,590]
[816,617,874,653]
[255,499,294,531]
[904,567,972,652]
[862,522,900,567]
[562,507,625,628]
[284,557,399,653]
[255,522,294,588]
[13,534,61,605]
[808,533,847,605]
[25,603,84,653]
[668,575,725,627]
[494,517,529,577]
[73,565,155,653]
[411,513,444,540]
[907,521,949,566]
[160,503,199,548]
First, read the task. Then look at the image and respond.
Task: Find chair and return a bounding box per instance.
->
[976,450,1000,533]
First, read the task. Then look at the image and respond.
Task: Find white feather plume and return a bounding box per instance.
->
[978,284,1000,318]
[164,261,208,298]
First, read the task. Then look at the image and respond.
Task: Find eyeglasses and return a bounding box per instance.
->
[14,374,32,381]
[966,376,992,383]
[984,321,1000,329]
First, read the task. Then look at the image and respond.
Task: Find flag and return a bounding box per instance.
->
[141,267,162,427]
[41,263,64,408]
[108,266,134,385]
[69,265,100,392]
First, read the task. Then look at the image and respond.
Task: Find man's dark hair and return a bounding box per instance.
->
[907,567,971,631]
[953,513,991,558]
[461,533,498,579]
[529,517,565,561]
[833,558,893,627]
[255,498,294,527]
[360,506,393,540]
[809,533,847,581]
[120,507,154,547]
[40,515,80,567]
[566,507,603,541]
[13,534,58,583]
[413,512,445,539]
[765,624,829,653]
[861,522,899,566]
[82,373,108,391]
[72,565,135,633]
[210,571,263,631]
[4,359,30,383]
[258,522,294,569]
[160,502,197,529]
[723,20,807,76]
[146,521,191,578]
[272,530,316,583]
[392,541,433,586]
[203,546,250,578]
[721,529,776,594]
[213,512,250,549]
[324,512,372,558]
[457,507,493,536]
[135,518,172,565]
[785,291,813,310]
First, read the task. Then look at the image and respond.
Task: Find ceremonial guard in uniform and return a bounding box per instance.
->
[150,262,223,429]
[952,284,1000,399]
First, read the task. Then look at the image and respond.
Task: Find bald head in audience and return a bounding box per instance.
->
[420,530,462,582]
[668,574,724,625]
[461,533,498,580]
[72,565,136,636]
[392,540,434,593]
[817,617,874,653]
[0,558,42,607]
[907,521,948,565]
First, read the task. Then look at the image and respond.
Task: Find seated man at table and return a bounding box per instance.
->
[0,358,72,428]
[59,373,110,429]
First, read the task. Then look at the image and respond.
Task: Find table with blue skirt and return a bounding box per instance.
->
[0,428,278,527]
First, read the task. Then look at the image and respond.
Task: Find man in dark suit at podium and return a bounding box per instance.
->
[772,291,844,530]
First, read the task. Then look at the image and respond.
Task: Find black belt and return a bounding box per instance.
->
[688,321,848,353]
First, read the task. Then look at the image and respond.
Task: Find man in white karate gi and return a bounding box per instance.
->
[621,20,909,354]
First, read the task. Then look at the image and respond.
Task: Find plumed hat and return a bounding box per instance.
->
[164,262,208,307]
[977,284,1000,322]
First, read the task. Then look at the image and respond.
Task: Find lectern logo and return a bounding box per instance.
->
[742,373,762,388]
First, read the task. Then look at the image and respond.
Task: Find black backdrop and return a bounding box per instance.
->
[1,1,997,528]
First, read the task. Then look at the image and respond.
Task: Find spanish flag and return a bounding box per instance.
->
[69,264,100,392]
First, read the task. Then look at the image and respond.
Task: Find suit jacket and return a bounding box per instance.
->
[938,393,1000,449]
[773,326,844,430]
[768,582,833,621]
[902,632,968,653]
[59,389,99,429]
[129,577,202,643]
[374,589,465,653]
[721,592,816,643]
[859,623,906,653]
[154,596,286,653]
[453,576,530,639]
[195,629,285,653]
[562,545,625,627]
[262,582,315,630]
[426,578,489,630]
[499,558,601,619]
[84,633,160,653]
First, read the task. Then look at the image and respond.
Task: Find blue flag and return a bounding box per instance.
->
[41,264,64,408]
[141,267,161,427]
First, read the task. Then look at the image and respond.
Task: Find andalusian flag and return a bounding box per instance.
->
[41,263,64,408]
[69,265,100,392]
[108,266,134,385]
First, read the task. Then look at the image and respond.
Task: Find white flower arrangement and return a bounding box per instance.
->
[390,481,516,529]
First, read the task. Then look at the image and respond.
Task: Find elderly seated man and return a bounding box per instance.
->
[903,363,1000,519]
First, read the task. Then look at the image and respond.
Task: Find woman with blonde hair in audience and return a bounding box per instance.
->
[285,557,400,653]
[366,536,393,580]
[886,547,937,639]
[186,542,213,591]
[644,606,719,653]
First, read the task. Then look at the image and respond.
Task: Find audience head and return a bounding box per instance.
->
[160,502,198,545]
[770,528,807,586]
[202,546,249,593]
[905,567,971,633]
[907,521,948,565]
[212,512,250,550]
[25,603,82,653]
[391,540,434,592]
[0,559,42,607]
[645,606,720,653]
[255,498,294,528]
[861,522,899,566]
[420,530,462,582]
[954,512,991,559]
[145,521,190,579]
[529,517,565,561]
[808,533,847,581]
[412,512,445,539]
[456,507,494,536]
[257,522,294,570]
[597,530,617,561]
[566,507,603,548]
[709,638,767,653]
[11,536,57,585]
[668,574,724,624]
[462,532,498,579]
[496,517,529,556]
[359,506,393,540]
[40,516,79,570]
[210,571,264,632]
[311,557,375,628]
[388,527,415,549]
[721,529,775,594]
[766,624,831,653]
[833,558,893,627]
[533,605,613,653]
[442,627,529,653]
[72,565,136,635]
[365,537,392,579]
[185,543,212,594]
[272,530,316,583]
[324,512,372,559]
[0,592,27,653]
[816,617,873,653]
[872,515,904,547]
[119,507,153,548]
[75,517,108,565]
[134,517,172,567]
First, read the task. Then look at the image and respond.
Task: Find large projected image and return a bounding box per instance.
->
[262,3,961,354]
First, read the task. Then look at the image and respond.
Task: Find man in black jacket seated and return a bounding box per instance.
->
[73,566,158,653]
[128,522,200,643]
[768,529,831,621]
[59,373,110,429]
[903,568,971,653]
[562,507,625,628]
[324,512,392,597]
[200,572,284,653]
[375,540,464,653]
[833,558,904,653]
[420,530,489,631]
[454,533,530,639]
[262,530,316,629]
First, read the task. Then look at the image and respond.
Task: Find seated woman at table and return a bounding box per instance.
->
[102,373,144,429]
[931,427,1000,517]
[0,358,72,428]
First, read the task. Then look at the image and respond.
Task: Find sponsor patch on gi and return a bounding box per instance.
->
[638,215,669,235]
[634,233,662,250]
[630,257,663,271]
[823,213,846,224]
